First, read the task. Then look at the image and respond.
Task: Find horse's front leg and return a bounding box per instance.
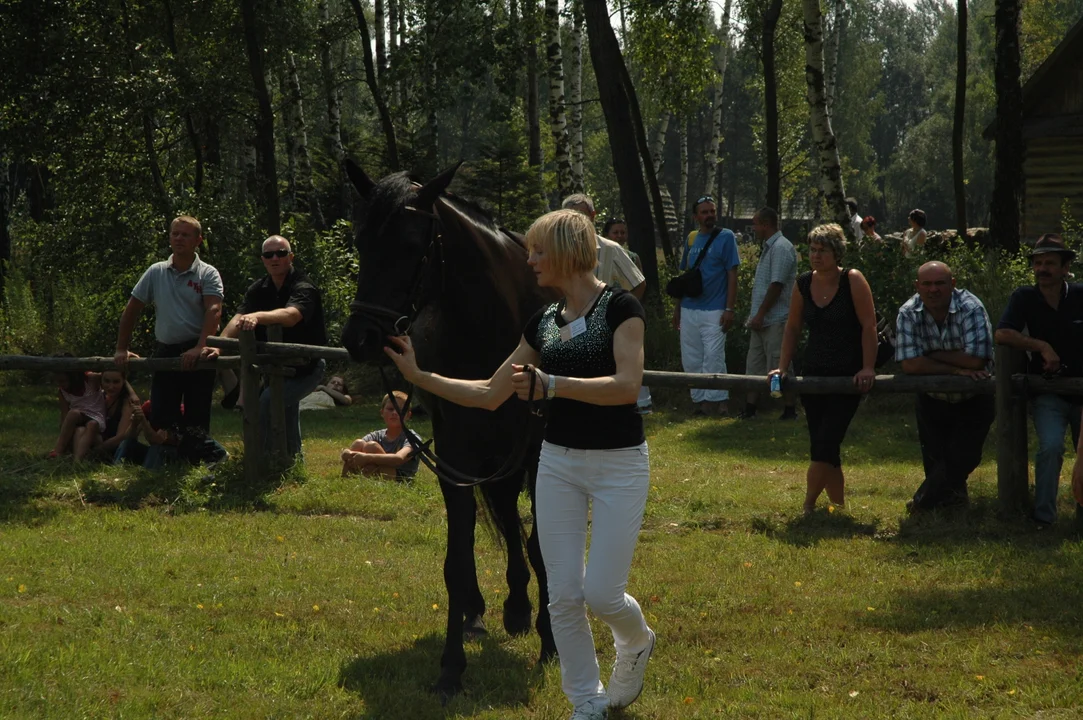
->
[434,481,482,703]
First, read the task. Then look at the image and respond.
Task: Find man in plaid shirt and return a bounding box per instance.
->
[895,261,995,512]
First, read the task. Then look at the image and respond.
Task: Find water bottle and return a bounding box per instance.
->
[770,374,783,399]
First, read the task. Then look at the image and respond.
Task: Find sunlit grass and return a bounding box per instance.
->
[1,383,1082,719]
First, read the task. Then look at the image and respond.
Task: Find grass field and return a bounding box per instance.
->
[2,381,1083,719]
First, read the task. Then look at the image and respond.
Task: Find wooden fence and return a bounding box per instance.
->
[6,333,1083,515]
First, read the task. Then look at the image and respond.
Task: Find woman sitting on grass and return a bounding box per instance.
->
[770,223,878,514]
[50,357,107,461]
[340,390,418,480]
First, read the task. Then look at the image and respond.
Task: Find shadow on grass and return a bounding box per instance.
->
[338,633,539,719]
[859,550,1083,638]
[0,449,300,520]
[751,508,881,547]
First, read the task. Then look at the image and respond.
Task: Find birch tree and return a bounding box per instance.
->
[803,0,849,234]
[285,51,324,228]
[703,0,732,197]
[679,117,689,234]
[375,0,387,84]
[825,0,845,113]
[544,0,573,199]
[240,0,280,234]
[569,0,585,193]
[763,0,783,210]
[650,112,671,176]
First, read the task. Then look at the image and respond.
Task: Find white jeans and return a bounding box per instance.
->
[537,440,652,708]
[679,307,728,402]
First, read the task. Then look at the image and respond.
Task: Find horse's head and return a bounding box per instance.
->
[341,159,461,363]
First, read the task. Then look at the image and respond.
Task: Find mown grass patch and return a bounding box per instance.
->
[2,384,1082,718]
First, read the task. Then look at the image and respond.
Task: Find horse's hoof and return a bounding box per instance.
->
[502,599,532,637]
[463,614,488,642]
[430,677,463,706]
[537,644,557,666]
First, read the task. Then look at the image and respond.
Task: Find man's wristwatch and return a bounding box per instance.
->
[724,307,735,313]
[547,373,557,399]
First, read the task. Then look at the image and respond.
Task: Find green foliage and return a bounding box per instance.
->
[284,216,359,344]
[454,115,549,233]
[627,0,717,117]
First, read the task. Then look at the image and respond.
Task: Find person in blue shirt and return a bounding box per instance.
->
[671,196,740,416]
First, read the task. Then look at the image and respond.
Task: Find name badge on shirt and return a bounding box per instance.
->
[559,317,587,342]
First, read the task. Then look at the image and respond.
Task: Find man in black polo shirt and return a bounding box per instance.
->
[219,235,328,458]
[996,233,1083,525]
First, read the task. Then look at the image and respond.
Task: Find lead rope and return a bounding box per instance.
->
[378,363,543,488]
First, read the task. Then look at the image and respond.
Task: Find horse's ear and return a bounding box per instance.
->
[415,161,463,209]
[344,158,376,200]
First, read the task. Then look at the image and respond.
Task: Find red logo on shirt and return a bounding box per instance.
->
[187,279,203,295]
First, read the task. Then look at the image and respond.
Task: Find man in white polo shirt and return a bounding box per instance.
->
[561,193,646,299]
[114,215,223,433]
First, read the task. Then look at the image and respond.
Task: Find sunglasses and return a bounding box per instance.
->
[261,249,290,259]
[694,195,715,208]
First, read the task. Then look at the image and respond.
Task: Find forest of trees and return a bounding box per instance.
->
[1,0,1081,356]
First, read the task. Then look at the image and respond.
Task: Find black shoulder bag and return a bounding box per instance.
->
[666,228,723,299]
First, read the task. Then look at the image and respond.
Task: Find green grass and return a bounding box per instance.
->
[2,383,1083,719]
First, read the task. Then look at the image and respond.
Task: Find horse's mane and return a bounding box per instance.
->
[369,171,523,249]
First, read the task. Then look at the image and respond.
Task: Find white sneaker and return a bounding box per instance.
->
[570,697,608,720]
[607,628,655,710]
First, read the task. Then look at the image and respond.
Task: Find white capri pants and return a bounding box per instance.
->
[536,440,652,708]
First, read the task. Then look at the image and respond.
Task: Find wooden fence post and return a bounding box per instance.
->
[996,344,1029,515]
[239,328,264,484]
[266,325,288,468]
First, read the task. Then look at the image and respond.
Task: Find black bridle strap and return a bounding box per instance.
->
[350,203,444,336]
[379,364,543,489]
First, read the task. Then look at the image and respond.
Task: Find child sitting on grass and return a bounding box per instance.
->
[340,391,419,481]
[50,357,107,461]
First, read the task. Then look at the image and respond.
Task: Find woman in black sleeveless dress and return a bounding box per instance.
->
[770,224,879,513]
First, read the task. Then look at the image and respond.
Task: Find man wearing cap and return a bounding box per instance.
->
[896,261,994,512]
[996,233,1083,525]
[673,195,740,416]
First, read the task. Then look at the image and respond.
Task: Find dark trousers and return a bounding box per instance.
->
[150,340,216,432]
[912,393,995,510]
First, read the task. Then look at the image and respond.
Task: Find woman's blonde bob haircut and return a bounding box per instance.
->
[525,209,597,278]
[807,223,847,262]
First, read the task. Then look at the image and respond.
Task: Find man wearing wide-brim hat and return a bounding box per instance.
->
[995,233,1083,526]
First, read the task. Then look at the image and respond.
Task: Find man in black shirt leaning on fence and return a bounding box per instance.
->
[995,233,1083,526]
[218,235,328,459]
[895,261,995,513]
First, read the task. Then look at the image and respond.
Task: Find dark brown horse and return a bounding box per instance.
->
[340,160,557,701]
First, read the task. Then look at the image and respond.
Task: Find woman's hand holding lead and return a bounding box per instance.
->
[511,364,547,402]
[384,335,421,382]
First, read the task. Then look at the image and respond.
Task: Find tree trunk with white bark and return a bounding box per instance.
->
[825,0,845,113]
[802,0,850,235]
[679,117,689,234]
[286,51,324,228]
[650,111,670,176]
[703,0,732,197]
[545,0,573,199]
[375,0,387,84]
[569,0,585,192]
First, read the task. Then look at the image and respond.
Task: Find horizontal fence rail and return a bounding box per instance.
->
[4,338,1061,516]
